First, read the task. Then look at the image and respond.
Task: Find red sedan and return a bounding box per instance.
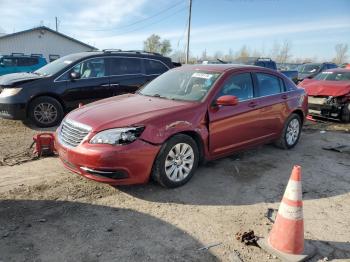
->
[298,68,350,122]
[55,65,308,188]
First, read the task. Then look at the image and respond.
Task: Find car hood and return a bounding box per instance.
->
[299,79,350,97]
[0,72,44,87]
[66,94,198,131]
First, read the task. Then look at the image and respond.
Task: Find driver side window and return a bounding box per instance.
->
[57,58,106,81]
[217,73,254,101]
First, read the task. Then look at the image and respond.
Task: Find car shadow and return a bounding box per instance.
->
[118,132,350,206]
[0,200,217,262]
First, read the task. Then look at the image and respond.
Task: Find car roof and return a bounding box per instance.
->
[176,64,263,73]
[68,51,171,60]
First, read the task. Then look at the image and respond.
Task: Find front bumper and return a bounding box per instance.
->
[0,102,26,119]
[308,96,342,118]
[55,136,161,186]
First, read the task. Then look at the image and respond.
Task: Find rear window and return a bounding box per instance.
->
[256,73,284,96]
[144,60,168,75]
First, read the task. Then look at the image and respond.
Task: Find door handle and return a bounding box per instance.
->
[110,83,120,87]
[248,101,258,108]
[100,84,110,87]
[281,94,288,100]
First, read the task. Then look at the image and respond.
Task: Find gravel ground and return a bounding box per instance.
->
[0,118,349,262]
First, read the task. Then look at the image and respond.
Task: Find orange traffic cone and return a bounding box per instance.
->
[258,165,316,262]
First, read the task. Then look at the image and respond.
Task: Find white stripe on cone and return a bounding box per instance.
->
[283,180,302,201]
[278,202,303,220]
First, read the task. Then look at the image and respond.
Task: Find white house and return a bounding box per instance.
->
[0,26,97,62]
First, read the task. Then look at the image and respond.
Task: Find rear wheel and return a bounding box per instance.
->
[152,134,199,188]
[274,113,302,149]
[340,103,350,123]
[28,96,63,127]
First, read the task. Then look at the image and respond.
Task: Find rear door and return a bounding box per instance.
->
[62,58,112,106]
[108,57,146,95]
[208,72,264,156]
[252,72,288,137]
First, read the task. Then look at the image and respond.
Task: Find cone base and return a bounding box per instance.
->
[258,237,316,262]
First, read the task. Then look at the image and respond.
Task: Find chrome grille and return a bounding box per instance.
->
[59,119,91,148]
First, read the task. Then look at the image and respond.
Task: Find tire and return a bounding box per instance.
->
[28,96,64,127]
[152,134,199,188]
[274,113,302,149]
[340,103,350,123]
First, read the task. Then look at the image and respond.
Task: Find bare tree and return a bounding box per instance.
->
[213,51,223,60]
[270,40,292,63]
[277,40,292,64]
[236,45,250,59]
[200,49,208,60]
[224,48,234,61]
[333,43,348,64]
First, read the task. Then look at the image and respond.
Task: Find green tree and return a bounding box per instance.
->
[143,34,172,55]
[160,39,172,56]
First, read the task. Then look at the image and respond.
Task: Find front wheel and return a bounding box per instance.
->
[274,113,302,149]
[28,96,64,128]
[340,103,350,123]
[152,134,199,188]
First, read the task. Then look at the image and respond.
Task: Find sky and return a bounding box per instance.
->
[0,0,349,61]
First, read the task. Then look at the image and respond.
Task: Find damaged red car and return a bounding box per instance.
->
[299,68,350,122]
[55,65,307,188]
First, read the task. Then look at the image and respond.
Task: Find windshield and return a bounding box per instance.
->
[298,63,321,74]
[35,53,85,76]
[314,71,350,81]
[139,69,221,102]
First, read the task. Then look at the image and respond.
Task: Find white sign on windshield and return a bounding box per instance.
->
[192,72,212,79]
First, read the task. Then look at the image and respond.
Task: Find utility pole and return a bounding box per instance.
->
[185,0,192,64]
[55,17,58,32]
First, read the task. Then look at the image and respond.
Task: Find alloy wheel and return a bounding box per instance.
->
[33,102,58,125]
[164,143,194,182]
[286,118,300,146]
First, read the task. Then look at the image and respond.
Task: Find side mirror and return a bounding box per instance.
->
[216,95,239,106]
[70,71,81,80]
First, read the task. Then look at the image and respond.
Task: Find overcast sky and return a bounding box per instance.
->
[0,0,349,60]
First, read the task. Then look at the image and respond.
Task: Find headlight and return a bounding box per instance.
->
[90,126,144,145]
[0,87,22,98]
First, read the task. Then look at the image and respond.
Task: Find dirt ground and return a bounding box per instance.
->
[0,118,349,262]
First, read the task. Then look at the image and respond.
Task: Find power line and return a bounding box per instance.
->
[86,1,185,32]
[108,7,187,36]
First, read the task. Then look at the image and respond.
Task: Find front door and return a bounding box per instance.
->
[208,72,265,157]
[63,58,112,107]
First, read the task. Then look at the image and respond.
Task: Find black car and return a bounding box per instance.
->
[0,50,176,127]
[297,62,338,82]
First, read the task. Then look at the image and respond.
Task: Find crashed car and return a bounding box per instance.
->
[56,65,307,188]
[297,62,337,82]
[298,68,350,122]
